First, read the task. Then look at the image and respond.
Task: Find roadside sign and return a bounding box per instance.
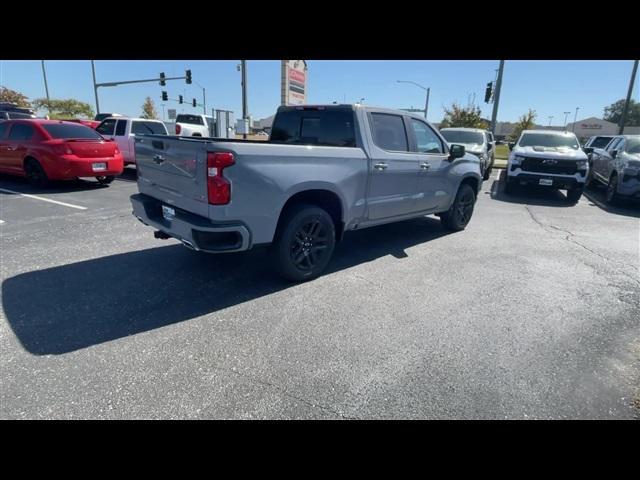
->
[167,109,176,120]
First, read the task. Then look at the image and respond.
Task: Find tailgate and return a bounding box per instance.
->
[134,135,210,217]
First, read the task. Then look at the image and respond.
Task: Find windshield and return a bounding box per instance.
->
[440,130,484,145]
[626,137,640,154]
[518,133,579,149]
[590,136,613,149]
[43,123,103,140]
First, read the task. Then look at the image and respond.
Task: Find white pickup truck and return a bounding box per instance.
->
[174,113,215,137]
[96,117,168,165]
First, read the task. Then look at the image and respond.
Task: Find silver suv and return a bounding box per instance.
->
[440,127,495,180]
[586,135,640,203]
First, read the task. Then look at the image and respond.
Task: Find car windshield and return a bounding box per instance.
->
[590,136,613,149]
[440,130,484,144]
[518,133,579,149]
[626,138,640,154]
[43,123,103,140]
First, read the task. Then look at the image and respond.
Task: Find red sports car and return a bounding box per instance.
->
[0,119,123,185]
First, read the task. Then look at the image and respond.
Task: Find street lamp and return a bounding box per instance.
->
[397,80,430,120]
[548,116,554,127]
[563,111,571,129]
[572,107,580,132]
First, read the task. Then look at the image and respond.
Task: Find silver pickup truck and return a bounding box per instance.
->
[130,104,482,281]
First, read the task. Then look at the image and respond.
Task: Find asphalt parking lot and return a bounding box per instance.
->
[1,168,638,419]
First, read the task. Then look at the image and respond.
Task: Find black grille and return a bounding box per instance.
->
[520,157,578,175]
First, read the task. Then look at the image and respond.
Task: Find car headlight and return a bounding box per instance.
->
[576,160,588,169]
[510,155,525,165]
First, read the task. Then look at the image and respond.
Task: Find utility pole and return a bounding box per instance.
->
[194,81,206,115]
[490,60,505,135]
[425,88,430,120]
[619,59,639,135]
[548,116,554,126]
[40,60,51,117]
[241,60,248,139]
[91,60,100,115]
[572,107,580,132]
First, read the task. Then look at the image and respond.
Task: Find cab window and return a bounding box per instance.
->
[96,119,116,136]
[409,119,444,154]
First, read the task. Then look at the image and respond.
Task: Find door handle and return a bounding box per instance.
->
[153,154,165,164]
[374,162,388,171]
[420,162,430,170]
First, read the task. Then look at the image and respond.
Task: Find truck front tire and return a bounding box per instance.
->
[440,183,476,232]
[273,204,336,282]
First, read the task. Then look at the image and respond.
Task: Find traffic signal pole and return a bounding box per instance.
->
[619,59,639,135]
[490,60,505,135]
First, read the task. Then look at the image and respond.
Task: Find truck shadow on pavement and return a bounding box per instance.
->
[488,175,572,207]
[2,217,451,355]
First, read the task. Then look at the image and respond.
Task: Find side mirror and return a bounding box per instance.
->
[508,142,515,151]
[583,147,594,155]
[449,144,466,160]
[611,149,618,159]
[487,143,493,150]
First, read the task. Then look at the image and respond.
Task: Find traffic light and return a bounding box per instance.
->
[179,95,183,104]
[160,72,166,86]
[484,82,493,103]
[161,91,168,101]
[185,69,192,84]
[192,98,197,107]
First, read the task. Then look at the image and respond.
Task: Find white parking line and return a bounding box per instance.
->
[0,188,87,210]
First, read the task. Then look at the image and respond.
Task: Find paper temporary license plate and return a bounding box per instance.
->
[92,162,107,171]
[538,178,553,186]
[162,205,175,221]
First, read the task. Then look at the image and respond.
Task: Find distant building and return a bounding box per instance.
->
[252,114,275,133]
[565,117,640,142]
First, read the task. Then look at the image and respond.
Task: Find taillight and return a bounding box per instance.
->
[175,124,181,134]
[52,143,73,155]
[207,152,235,205]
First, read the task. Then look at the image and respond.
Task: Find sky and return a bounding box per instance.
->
[1,60,637,125]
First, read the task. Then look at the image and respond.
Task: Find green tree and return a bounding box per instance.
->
[439,102,489,129]
[140,96,158,119]
[32,98,94,119]
[603,99,640,126]
[510,109,537,142]
[0,86,32,108]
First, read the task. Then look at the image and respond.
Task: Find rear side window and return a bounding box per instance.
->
[43,124,103,140]
[270,109,356,147]
[8,123,35,141]
[606,138,622,152]
[96,119,116,135]
[176,114,204,126]
[370,113,408,152]
[131,121,167,135]
[0,122,8,138]
[115,120,127,136]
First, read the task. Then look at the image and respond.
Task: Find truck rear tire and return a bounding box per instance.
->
[440,183,476,232]
[273,204,336,282]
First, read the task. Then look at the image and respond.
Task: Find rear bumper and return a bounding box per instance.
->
[130,193,251,253]
[43,154,124,179]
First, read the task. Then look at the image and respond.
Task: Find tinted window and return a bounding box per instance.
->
[0,122,8,138]
[96,119,116,135]
[440,130,485,144]
[43,124,103,140]
[410,119,444,153]
[518,133,579,150]
[270,109,356,147]
[131,121,167,135]
[626,137,640,154]
[606,138,622,153]
[176,114,204,125]
[590,136,613,149]
[115,120,127,136]
[8,123,34,141]
[370,113,408,151]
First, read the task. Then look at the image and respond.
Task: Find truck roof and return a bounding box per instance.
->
[277,103,434,123]
[440,127,487,132]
